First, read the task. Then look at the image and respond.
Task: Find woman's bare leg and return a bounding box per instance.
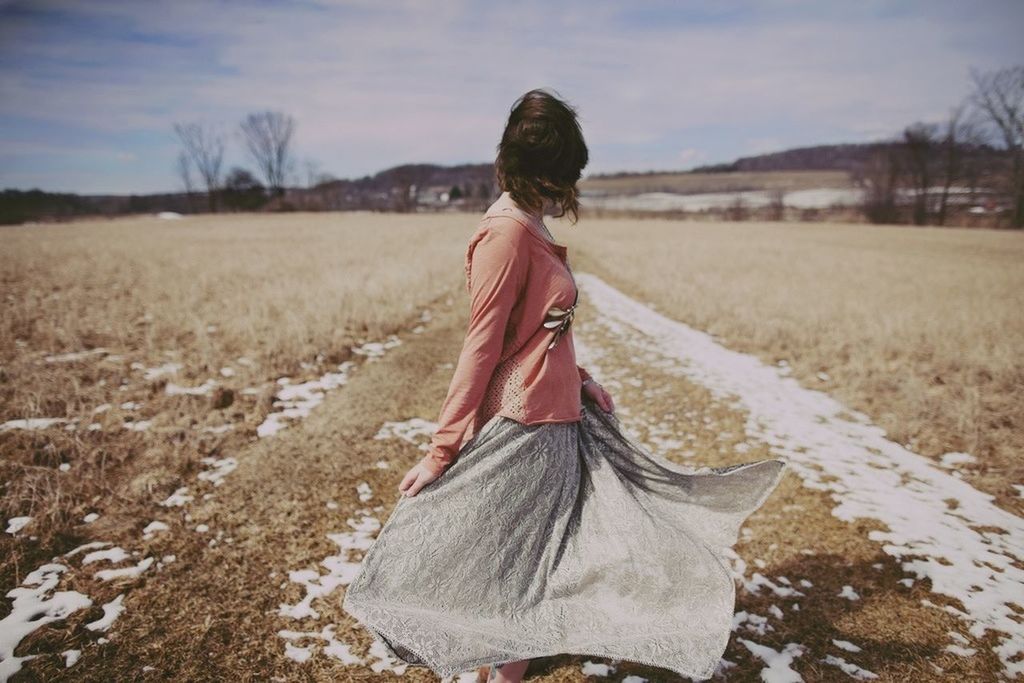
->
[486,658,530,682]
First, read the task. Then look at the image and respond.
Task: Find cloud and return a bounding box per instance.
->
[1,0,1022,193]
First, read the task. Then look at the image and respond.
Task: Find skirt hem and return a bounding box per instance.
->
[343,595,721,681]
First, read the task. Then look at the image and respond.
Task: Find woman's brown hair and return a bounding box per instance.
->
[495,88,589,224]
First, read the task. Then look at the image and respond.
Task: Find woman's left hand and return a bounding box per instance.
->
[584,381,615,413]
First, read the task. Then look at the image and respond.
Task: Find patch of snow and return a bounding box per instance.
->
[82,547,130,565]
[581,660,616,676]
[165,379,217,396]
[732,610,773,636]
[257,361,357,438]
[356,482,372,502]
[142,521,169,539]
[351,335,402,361]
[85,593,126,632]
[367,639,408,674]
[161,487,193,507]
[374,418,438,450]
[83,512,99,523]
[575,271,1024,678]
[6,516,31,534]
[156,211,183,219]
[0,563,92,680]
[820,654,878,679]
[284,642,313,663]
[62,649,81,667]
[141,362,182,380]
[63,541,111,558]
[278,515,380,621]
[1,418,69,432]
[123,419,152,431]
[737,639,806,683]
[95,557,154,581]
[838,585,860,600]
[832,639,862,653]
[197,457,238,487]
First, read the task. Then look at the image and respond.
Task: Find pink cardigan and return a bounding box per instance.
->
[418,191,593,476]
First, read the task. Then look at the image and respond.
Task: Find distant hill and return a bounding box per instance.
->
[588,142,885,179]
[2,142,1008,224]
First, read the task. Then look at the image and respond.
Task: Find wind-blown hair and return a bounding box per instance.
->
[495,88,589,224]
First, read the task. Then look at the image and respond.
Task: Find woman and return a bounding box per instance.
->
[342,88,788,682]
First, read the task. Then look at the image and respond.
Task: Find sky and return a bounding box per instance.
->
[1,0,1022,195]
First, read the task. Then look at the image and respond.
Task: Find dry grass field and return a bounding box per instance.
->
[1,211,1021,681]
[1,212,466,586]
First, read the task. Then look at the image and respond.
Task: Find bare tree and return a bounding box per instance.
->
[856,143,903,224]
[903,122,938,225]
[173,122,225,212]
[969,65,1024,228]
[240,111,295,196]
[935,104,982,226]
[176,151,197,212]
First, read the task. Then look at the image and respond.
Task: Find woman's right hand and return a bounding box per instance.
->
[398,462,442,497]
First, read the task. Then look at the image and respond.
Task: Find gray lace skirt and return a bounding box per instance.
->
[342,399,788,680]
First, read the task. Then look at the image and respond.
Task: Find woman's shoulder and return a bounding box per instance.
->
[466,215,533,255]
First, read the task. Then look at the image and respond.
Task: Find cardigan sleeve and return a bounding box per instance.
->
[418,225,529,476]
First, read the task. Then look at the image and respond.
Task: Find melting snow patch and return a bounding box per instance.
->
[123,419,152,431]
[6,516,31,534]
[82,547,130,565]
[352,335,402,361]
[83,512,99,523]
[580,660,615,676]
[161,487,193,507]
[356,482,372,502]
[257,361,357,437]
[1,418,69,432]
[279,625,365,666]
[575,272,1024,678]
[367,639,408,674]
[86,593,126,631]
[142,521,169,539]
[165,379,217,396]
[820,654,878,679]
[838,585,860,600]
[732,610,773,636]
[95,557,154,581]
[278,515,380,620]
[62,649,81,667]
[832,639,862,653]
[139,362,182,380]
[0,563,92,679]
[197,457,238,486]
[374,418,438,450]
[738,639,805,683]
[284,642,313,663]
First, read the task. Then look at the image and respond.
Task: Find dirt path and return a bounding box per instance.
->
[13,273,1019,682]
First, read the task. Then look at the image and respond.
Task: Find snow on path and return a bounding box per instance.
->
[574,271,1024,679]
